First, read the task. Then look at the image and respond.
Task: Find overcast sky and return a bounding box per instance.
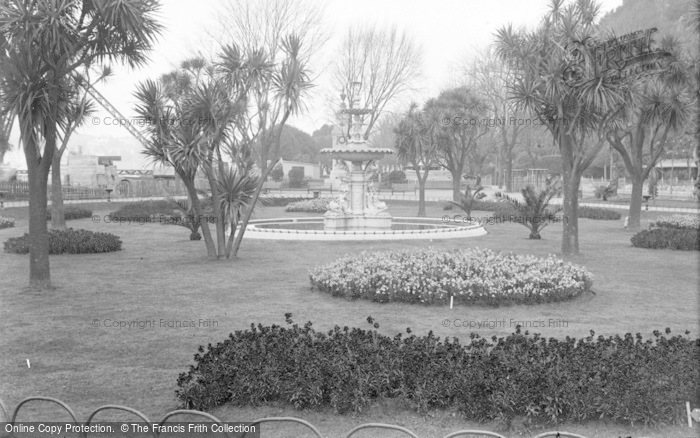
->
[5,0,624,169]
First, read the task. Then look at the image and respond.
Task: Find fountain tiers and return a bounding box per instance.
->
[320,144,394,230]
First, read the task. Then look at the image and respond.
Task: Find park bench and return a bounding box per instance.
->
[261,181,282,194]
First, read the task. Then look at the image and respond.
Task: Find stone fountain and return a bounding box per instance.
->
[320,91,394,230]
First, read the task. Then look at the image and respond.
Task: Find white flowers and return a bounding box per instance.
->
[309,248,593,305]
[0,216,16,229]
[653,215,700,230]
[285,198,331,213]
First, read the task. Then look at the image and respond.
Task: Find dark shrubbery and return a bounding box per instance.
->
[46,204,92,221]
[0,216,16,229]
[577,206,621,220]
[384,170,408,184]
[631,228,699,251]
[108,200,177,222]
[4,228,122,254]
[288,167,306,188]
[177,315,699,426]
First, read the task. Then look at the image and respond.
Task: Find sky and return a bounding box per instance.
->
[5,0,624,170]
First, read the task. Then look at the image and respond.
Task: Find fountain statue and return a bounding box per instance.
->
[320,87,393,230]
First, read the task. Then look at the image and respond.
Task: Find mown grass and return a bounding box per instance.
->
[0,201,698,438]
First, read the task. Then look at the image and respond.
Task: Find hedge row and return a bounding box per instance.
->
[577,206,621,220]
[176,316,699,426]
[4,228,122,254]
[631,228,699,251]
[46,205,92,221]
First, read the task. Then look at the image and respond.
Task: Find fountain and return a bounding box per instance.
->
[235,86,487,241]
[321,90,393,230]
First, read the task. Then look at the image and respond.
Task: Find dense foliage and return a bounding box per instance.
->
[285,198,331,213]
[0,216,15,229]
[593,185,616,201]
[4,228,122,254]
[107,200,178,222]
[288,167,306,188]
[46,205,92,221]
[383,170,408,184]
[309,248,593,306]
[577,206,621,220]
[631,228,699,251]
[177,315,699,427]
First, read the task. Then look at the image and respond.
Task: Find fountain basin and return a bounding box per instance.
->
[238,217,487,241]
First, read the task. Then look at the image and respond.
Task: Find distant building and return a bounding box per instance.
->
[62,153,120,188]
[281,159,320,180]
[654,159,697,181]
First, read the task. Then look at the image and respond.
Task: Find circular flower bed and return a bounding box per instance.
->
[309,248,593,306]
[4,228,122,255]
[285,198,331,213]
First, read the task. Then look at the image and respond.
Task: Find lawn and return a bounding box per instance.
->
[0,201,698,438]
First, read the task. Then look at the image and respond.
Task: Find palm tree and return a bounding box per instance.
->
[496,183,560,239]
[216,167,258,258]
[0,0,161,288]
[494,0,627,254]
[450,185,486,219]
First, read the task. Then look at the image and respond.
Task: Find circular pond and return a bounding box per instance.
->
[240,217,487,241]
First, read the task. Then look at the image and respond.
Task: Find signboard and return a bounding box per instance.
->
[592,28,671,82]
[564,28,672,86]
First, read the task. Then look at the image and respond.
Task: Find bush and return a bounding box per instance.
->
[653,214,700,230]
[594,184,616,201]
[285,198,331,213]
[577,206,621,220]
[383,170,408,184]
[176,315,699,426]
[259,196,309,207]
[107,200,177,222]
[631,228,699,251]
[0,216,16,229]
[46,204,92,221]
[309,248,593,306]
[288,167,306,188]
[4,228,122,254]
[270,164,284,182]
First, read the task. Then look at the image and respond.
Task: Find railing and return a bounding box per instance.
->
[0,396,625,438]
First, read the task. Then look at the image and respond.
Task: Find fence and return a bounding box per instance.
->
[0,179,188,205]
[0,396,625,438]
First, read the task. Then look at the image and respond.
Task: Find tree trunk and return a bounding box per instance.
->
[560,132,579,255]
[230,163,275,259]
[417,179,426,217]
[505,156,513,192]
[50,152,66,230]
[627,174,644,231]
[27,160,52,288]
[451,170,461,202]
[184,177,216,257]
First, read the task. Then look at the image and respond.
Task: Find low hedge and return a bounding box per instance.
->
[107,200,177,222]
[46,204,92,221]
[0,216,16,229]
[284,198,331,213]
[4,228,122,254]
[176,315,699,426]
[577,206,621,220]
[309,248,593,306]
[631,227,699,251]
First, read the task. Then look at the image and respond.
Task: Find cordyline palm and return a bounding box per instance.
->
[496,183,560,239]
[134,78,218,257]
[494,0,627,254]
[0,0,161,288]
[229,34,313,259]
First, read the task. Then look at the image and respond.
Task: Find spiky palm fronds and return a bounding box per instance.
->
[495,183,560,239]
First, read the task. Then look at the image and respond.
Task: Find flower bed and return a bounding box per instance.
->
[0,216,16,229]
[176,315,699,426]
[309,248,593,306]
[652,214,700,230]
[4,228,122,254]
[285,198,331,213]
